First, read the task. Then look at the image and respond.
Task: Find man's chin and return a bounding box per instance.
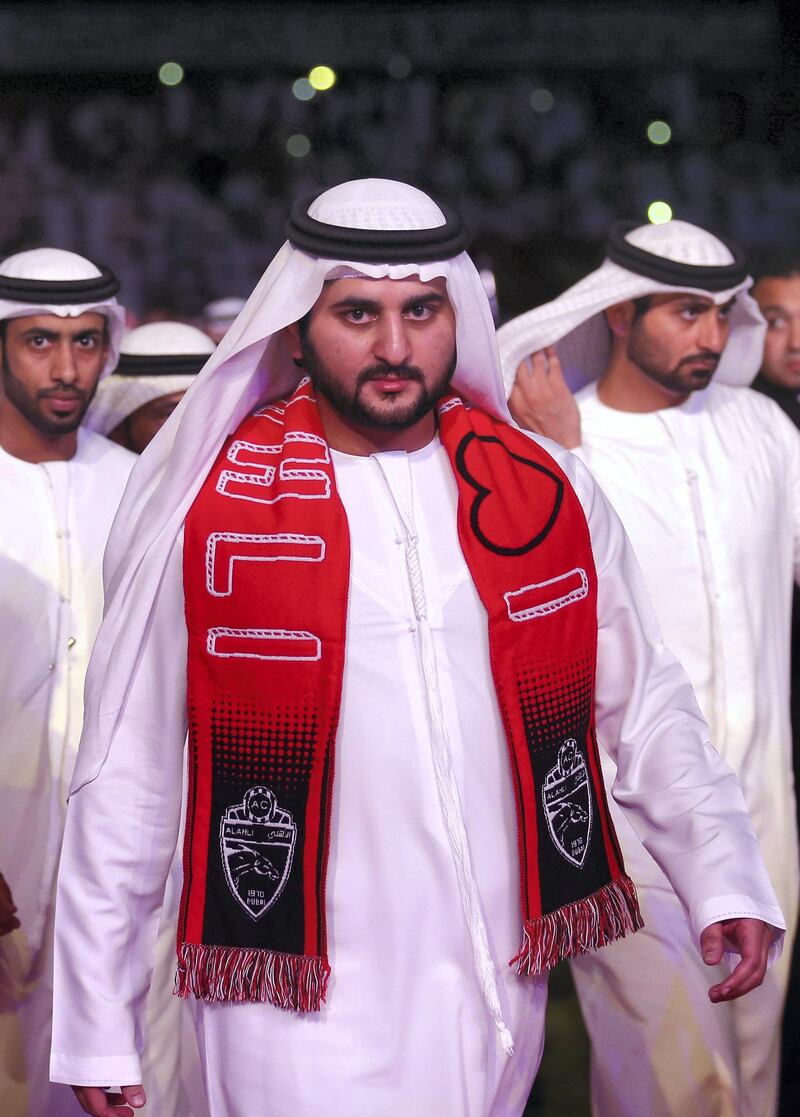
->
[668,369,715,393]
[354,385,432,429]
[355,402,431,430]
[35,409,87,436]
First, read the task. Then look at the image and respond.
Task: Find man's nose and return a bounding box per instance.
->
[699,311,727,352]
[52,340,79,384]
[373,314,412,366]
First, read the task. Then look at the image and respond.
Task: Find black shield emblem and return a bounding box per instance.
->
[542,739,593,868]
[220,785,297,920]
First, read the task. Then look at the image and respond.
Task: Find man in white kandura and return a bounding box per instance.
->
[499,218,800,1117]
[86,320,216,453]
[51,182,782,1117]
[0,248,132,1117]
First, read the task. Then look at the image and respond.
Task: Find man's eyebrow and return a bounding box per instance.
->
[328,292,446,312]
[402,292,445,309]
[329,296,381,311]
[19,326,60,339]
[18,326,104,338]
[759,303,791,314]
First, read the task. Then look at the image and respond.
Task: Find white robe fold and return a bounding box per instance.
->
[50,433,783,1116]
[570,381,800,1117]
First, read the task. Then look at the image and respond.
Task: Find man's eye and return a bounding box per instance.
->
[76,336,98,348]
[767,317,787,330]
[407,304,432,320]
[345,309,368,322]
[29,336,49,348]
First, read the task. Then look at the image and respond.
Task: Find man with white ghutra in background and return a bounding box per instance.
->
[0,248,133,1117]
[85,320,216,453]
[501,219,800,1117]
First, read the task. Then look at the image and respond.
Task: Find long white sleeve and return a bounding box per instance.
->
[50,538,187,1088]
[574,453,785,943]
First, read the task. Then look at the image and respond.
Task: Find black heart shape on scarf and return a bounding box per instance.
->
[455,432,564,556]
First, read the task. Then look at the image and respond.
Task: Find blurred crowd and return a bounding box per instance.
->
[2,64,800,320]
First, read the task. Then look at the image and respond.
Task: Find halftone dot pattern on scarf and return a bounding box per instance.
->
[516,657,594,753]
[210,700,318,796]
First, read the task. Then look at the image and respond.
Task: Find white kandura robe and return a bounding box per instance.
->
[570,381,800,1117]
[0,429,134,1117]
[51,434,784,1117]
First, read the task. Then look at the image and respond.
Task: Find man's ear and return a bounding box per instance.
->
[605,301,636,339]
[283,323,303,361]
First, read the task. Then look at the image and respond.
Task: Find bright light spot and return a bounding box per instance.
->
[309,65,336,91]
[647,200,673,225]
[647,120,672,145]
[530,88,554,113]
[292,78,316,101]
[387,54,412,80]
[158,62,184,87]
[286,133,311,158]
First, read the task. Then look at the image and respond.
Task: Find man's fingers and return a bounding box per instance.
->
[705,919,770,1003]
[71,1083,145,1115]
[72,1086,127,1116]
[121,1085,147,1109]
[701,922,723,966]
[517,349,552,380]
[708,953,763,1002]
[543,345,566,384]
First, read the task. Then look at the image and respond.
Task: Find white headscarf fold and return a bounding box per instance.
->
[0,248,126,378]
[497,220,765,394]
[72,178,508,792]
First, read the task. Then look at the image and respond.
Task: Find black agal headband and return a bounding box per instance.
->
[286,192,471,263]
[0,264,120,304]
[115,353,209,377]
[606,222,748,292]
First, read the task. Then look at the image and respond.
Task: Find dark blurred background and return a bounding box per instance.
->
[2,0,799,324]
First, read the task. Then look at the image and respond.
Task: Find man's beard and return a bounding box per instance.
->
[300,335,457,431]
[627,322,721,394]
[1,350,97,436]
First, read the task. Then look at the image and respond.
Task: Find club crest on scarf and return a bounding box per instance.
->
[542,739,592,868]
[220,785,297,920]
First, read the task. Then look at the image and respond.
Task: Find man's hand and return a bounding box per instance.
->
[71,1084,146,1115]
[0,872,20,936]
[701,917,773,1003]
[508,346,582,449]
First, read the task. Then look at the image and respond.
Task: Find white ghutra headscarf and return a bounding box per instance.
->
[497,220,766,395]
[0,247,126,377]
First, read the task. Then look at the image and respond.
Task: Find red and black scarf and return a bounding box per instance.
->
[177,378,642,1010]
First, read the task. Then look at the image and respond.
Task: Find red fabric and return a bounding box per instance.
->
[178,381,641,1010]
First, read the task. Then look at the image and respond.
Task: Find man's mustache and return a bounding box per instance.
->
[357,364,424,387]
[678,351,721,370]
[38,384,87,400]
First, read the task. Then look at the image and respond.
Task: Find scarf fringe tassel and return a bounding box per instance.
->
[176,942,330,1011]
[512,874,643,975]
